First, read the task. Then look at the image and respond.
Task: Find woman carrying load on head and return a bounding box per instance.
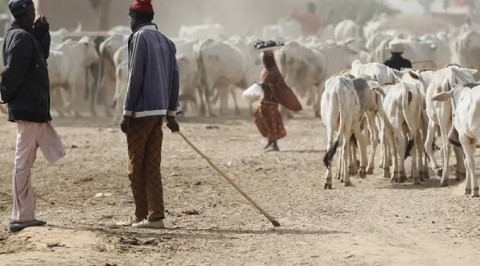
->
[254,45,302,152]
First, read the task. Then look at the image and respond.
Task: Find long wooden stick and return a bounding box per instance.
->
[175,131,281,227]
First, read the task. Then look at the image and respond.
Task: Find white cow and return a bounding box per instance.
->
[277,40,359,116]
[419,32,452,69]
[321,75,368,189]
[349,76,383,175]
[111,45,128,124]
[108,26,131,36]
[194,39,247,116]
[377,78,423,184]
[179,24,225,40]
[334,20,363,41]
[432,83,480,197]
[262,19,302,41]
[363,20,383,41]
[174,38,201,113]
[48,36,100,117]
[402,70,436,180]
[277,41,325,116]
[350,60,402,174]
[425,65,477,186]
[454,30,480,78]
[98,33,129,117]
[351,60,401,86]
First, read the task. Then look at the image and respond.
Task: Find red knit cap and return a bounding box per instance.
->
[129,0,154,20]
[131,0,153,13]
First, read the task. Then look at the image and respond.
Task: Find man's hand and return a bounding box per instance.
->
[120,115,132,134]
[166,116,179,133]
[34,15,49,29]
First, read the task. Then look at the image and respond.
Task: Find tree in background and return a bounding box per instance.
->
[316,0,398,25]
[414,0,435,13]
[0,0,8,13]
[89,0,112,31]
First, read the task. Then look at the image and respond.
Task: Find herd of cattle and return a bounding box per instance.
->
[1,18,480,195]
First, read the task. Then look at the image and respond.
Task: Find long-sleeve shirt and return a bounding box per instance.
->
[1,20,51,122]
[123,24,181,118]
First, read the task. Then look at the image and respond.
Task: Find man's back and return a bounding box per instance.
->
[124,24,180,118]
[384,54,412,71]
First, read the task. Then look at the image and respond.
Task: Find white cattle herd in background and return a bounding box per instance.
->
[1,17,480,195]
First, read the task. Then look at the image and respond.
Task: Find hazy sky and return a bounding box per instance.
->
[385,0,444,13]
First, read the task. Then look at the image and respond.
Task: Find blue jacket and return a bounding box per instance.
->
[124,24,181,118]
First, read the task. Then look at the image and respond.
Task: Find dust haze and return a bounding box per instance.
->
[157,0,316,36]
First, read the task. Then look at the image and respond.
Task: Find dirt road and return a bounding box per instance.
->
[1,113,480,266]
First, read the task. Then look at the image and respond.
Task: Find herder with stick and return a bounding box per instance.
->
[117,0,181,229]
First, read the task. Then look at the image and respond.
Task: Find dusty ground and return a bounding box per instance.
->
[1,108,480,266]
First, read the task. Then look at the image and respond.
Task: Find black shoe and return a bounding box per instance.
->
[265,144,280,152]
[264,141,273,149]
[9,220,47,233]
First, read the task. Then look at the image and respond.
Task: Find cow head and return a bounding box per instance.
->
[79,36,100,67]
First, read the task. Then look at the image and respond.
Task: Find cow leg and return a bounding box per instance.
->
[416,133,427,181]
[381,122,392,178]
[230,87,241,116]
[324,117,337,189]
[88,63,100,117]
[460,135,478,197]
[59,86,74,117]
[313,85,322,118]
[438,118,452,187]
[353,123,368,179]
[324,139,336,189]
[335,151,342,181]
[198,85,207,116]
[218,87,229,116]
[205,87,215,117]
[342,138,352,187]
[70,78,82,118]
[454,145,466,181]
[410,134,420,185]
[366,112,378,174]
[99,72,113,118]
[420,110,430,180]
[395,130,408,183]
[348,137,358,176]
[385,128,398,182]
[425,121,441,175]
[51,87,66,117]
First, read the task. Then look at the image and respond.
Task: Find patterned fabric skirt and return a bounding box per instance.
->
[254,102,286,141]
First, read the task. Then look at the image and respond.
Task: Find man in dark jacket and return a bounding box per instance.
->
[116,0,181,229]
[1,0,65,233]
[383,42,412,71]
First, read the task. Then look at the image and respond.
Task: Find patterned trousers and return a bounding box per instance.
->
[126,117,164,221]
[254,102,286,141]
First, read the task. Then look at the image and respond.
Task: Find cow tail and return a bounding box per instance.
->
[448,127,462,148]
[402,89,416,159]
[323,91,342,169]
